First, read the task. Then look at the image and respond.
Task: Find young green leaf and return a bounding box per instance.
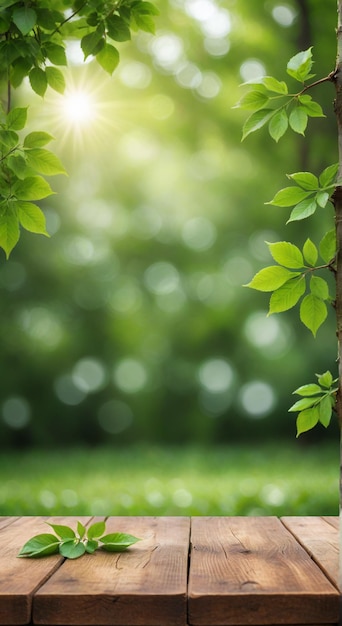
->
[303,238,318,266]
[296,407,319,437]
[85,539,98,554]
[29,68,48,97]
[293,383,322,396]
[300,294,327,336]
[242,109,276,141]
[319,229,336,263]
[96,43,120,75]
[266,186,311,207]
[25,148,66,176]
[47,523,76,540]
[268,276,306,314]
[12,6,37,35]
[0,204,20,259]
[18,534,60,558]
[23,132,55,149]
[45,67,66,95]
[316,370,334,388]
[298,95,325,118]
[267,241,303,268]
[288,397,320,412]
[17,202,49,236]
[87,521,106,539]
[59,540,86,559]
[77,521,86,539]
[6,107,28,131]
[43,42,67,66]
[268,109,288,142]
[13,176,55,201]
[100,533,141,552]
[81,28,104,59]
[287,198,317,223]
[106,15,131,41]
[289,107,308,135]
[319,163,338,188]
[234,90,269,111]
[319,395,333,427]
[259,76,288,94]
[310,275,329,300]
[286,47,313,82]
[316,191,330,208]
[287,172,318,190]
[244,266,298,292]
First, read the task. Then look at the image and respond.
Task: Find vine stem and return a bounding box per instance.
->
[333,0,342,606]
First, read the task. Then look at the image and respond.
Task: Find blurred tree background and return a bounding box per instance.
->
[1,0,339,449]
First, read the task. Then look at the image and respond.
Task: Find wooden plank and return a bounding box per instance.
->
[33,516,190,626]
[0,517,19,531]
[281,517,339,589]
[188,516,339,625]
[0,516,91,626]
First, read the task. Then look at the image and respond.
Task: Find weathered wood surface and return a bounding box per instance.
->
[34,516,190,626]
[188,516,339,626]
[281,516,339,588]
[0,516,339,626]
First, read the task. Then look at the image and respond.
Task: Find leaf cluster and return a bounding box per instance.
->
[245,234,336,336]
[0,1,159,94]
[0,106,67,258]
[235,48,325,142]
[18,520,141,559]
[289,371,337,437]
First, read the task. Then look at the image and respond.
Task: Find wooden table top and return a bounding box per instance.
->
[0,515,339,626]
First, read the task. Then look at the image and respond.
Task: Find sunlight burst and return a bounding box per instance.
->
[62,90,95,125]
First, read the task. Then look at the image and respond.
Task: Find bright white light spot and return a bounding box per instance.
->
[201,9,231,38]
[72,358,106,394]
[272,5,296,27]
[151,33,184,72]
[240,59,266,82]
[204,37,230,57]
[198,359,234,393]
[261,484,286,506]
[119,61,152,88]
[240,381,276,417]
[182,217,217,251]
[185,0,216,21]
[62,90,95,124]
[173,488,193,507]
[54,375,86,405]
[144,262,180,295]
[196,72,222,99]
[176,62,202,89]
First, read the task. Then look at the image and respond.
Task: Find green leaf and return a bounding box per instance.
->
[287,171,318,190]
[100,533,140,552]
[268,109,288,142]
[43,42,67,66]
[298,95,325,118]
[267,241,303,268]
[29,68,48,97]
[317,370,333,388]
[319,163,338,188]
[289,397,320,412]
[0,130,19,151]
[319,229,336,263]
[319,395,333,427]
[287,47,313,82]
[131,2,158,33]
[7,154,28,178]
[300,294,327,336]
[316,191,330,208]
[244,266,298,292]
[77,521,86,539]
[287,198,317,223]
[310,275,329,300]
[12,6,37,35]
[296,407,319,437]
[25,148,66,176]
[13,176,54,201]
[96,43,120,75]
[59,540,86,559]
[0,203,20,259]
[18,533,60,558]
[293,383,322,396]
[289,107,308,135]
[259,76,288,94]
[106,15,131,41]
[303,238,318,266]
[87,521,106,539]
[24,131,55,149]
[268,276,306,314]
[45,66,65,94]
[81,28,104,59]
[47,524,76,540]
[6,107,28,131]
[235,90,269,111]
[85,539,98,553]
[242,109,275,141]
[18,202,49,236]
[266,186,311,207]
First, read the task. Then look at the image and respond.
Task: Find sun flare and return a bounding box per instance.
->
[62,90,95,124]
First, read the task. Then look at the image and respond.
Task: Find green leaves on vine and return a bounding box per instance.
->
[245,236,335,336]
[0,106,66,258]
[18,520,141,559]
[235,47,326,142]
[266,164,338,222]
[289,371,337,436]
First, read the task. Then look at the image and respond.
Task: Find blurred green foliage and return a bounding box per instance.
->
[0,0,340,447]
[0,444,338,515]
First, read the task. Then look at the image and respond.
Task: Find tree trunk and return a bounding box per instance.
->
[334,0,342,598]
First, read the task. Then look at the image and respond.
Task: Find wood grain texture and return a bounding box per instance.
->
[33,516,190,626]
[188,516,339,625]
[281,517,339,589]
[0,516,91,625]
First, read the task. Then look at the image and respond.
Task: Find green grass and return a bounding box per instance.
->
[0,443,338,516]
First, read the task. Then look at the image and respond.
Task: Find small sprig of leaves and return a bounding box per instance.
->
[289,371,338,437]
[244,234,336,336]
[18,520,140,559]
[266,164,338,223]
[235,47,327,142]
